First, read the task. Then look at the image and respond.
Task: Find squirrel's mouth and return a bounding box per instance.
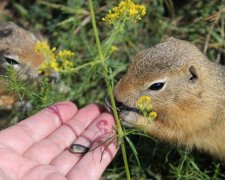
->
[105,97,142,115]
[116,101,141,114]
[105,97,151,127]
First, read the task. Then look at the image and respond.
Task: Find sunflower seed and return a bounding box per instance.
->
[70,144,89,154]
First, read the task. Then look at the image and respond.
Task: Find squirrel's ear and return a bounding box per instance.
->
[188,66,198,83]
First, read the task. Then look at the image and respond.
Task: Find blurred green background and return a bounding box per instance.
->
[1,0,225,179]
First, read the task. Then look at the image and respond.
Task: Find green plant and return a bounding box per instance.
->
[2,0,225,179]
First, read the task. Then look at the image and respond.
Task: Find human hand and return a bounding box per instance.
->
[0,101,118,180]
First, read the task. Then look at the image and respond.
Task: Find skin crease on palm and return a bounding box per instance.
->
[0,101,118,180]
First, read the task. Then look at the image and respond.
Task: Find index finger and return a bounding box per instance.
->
[0,101,78,154]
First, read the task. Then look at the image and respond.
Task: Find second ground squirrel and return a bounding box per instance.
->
[0,22,44,109]
[114,37,225,161]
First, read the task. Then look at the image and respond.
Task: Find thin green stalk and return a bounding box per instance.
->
[88,0,131,179]
[62,61,99,73]
[106,81,130,179]
[103,29,119,57]
[88,0,104,63]
[103,20,125,57]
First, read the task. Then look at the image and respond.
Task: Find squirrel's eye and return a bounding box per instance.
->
[149,82,164,91]
[4,56,20,65]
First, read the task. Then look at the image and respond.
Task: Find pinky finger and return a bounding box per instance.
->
[66,135,118,180]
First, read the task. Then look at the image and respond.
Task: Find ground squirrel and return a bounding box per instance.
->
[114,37,225,161]
[0,22,44,109]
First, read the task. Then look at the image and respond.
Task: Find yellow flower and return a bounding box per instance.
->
[110,45,119,54]
[52,47,57,52]
[57,50,74,58]
[149,111,157,119]
[35,41,50,53]
[137,95,152,111]
[137,95,157,122]
[35,41,75,75]
[62,60,73,69]
[50,61,60,72]
[102,0,146,24]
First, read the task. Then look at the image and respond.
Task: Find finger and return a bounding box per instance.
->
[21,164,66,180]
[0,144,37,179]
[23,104,103,164]
[0,101,77,154]
[66,135,118,180]
[51,113,116,175]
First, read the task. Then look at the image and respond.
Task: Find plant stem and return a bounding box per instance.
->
[88,0,131,179]
[62,61,99,73]
[103,29,119,57]
[88,0,104,63]
[106,81,131,179]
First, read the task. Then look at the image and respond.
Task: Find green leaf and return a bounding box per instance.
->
[125,136,141,168]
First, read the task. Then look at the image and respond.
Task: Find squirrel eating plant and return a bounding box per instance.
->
[114,37,225,161]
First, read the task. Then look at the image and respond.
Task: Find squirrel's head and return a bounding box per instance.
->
[114,37,218,143]
[0,22,45,108]
[0,22,44,79]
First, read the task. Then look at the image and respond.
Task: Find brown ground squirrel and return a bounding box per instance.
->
[114,37,225,161]
[0,22,44,108]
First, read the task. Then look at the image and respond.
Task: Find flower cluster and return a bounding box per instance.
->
[137,95,157,122]
[56,50,74,71]
[35,41,74,75]
[102,0,146,24]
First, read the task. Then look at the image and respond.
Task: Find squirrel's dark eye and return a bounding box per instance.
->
[149,82,165,91]
[4,57,20,65]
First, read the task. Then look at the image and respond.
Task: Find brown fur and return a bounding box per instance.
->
[114,37,225,161]
[0,22,44,108]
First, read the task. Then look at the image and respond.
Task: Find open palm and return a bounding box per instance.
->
[0,101,117,180]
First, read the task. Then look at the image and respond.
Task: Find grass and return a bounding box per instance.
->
[1,0,225,179]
